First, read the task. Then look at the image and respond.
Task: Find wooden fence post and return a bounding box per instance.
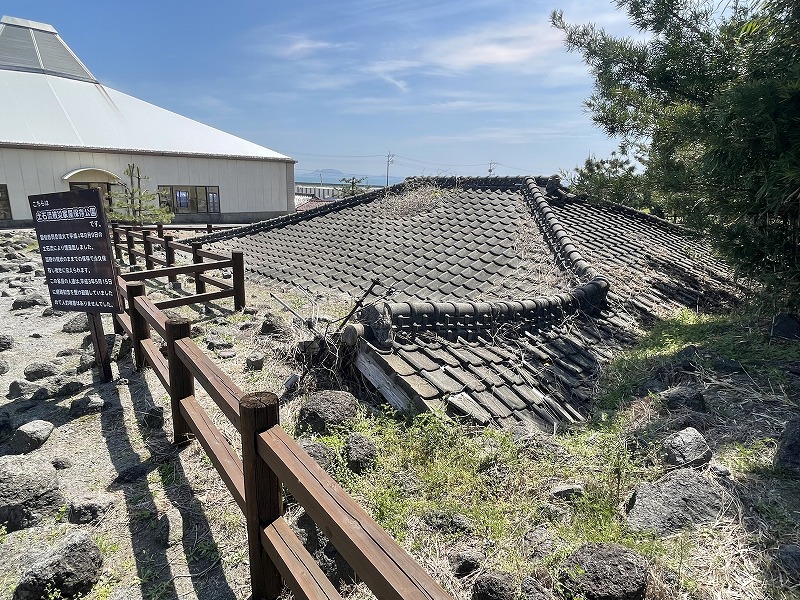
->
[143,230,154,270]
[125,226,137,266]
[112,225,123,261]
[163,235,177,283]
[232,250,245,311]
[126,282,149,370]
[240,392,282,600]
[207,223,213,233]
[157,223,164,238]
[165,317,193,445]
[192,243,206,294]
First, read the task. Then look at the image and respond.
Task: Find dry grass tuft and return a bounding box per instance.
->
[380,181,458,219]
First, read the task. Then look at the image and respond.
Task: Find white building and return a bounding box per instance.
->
[0,16,295,226]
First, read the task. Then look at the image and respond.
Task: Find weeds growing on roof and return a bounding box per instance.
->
[381,179,459,219]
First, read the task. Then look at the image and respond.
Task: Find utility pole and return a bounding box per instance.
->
[488,161,496,176]
[386,152,394,188]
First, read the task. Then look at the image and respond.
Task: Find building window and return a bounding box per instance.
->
[208,188,220,213]
[158,185,221,214]
[0,184,11,220]
[175,189,189,209]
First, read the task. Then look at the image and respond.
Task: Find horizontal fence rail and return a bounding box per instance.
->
[111,260,453,600]
[110,224,245,310]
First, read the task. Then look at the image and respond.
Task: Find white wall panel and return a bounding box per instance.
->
[0,146,292,221]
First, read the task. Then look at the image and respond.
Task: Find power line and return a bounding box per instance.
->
[392,154,486,168]
[287,149,507,171]
[494,162,532,173]
[290,149,534,177]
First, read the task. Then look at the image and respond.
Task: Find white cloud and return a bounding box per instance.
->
[360,59,423,92]
[341,95,539,115]
[354,14,601,87]
[240,3,630,110]
[423,23,564,72]
[282,38,339,58]
[251,34,356,60]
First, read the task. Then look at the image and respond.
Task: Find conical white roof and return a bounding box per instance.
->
[0,16,291,161]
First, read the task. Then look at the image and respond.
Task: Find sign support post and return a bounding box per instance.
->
[87,312,112,382]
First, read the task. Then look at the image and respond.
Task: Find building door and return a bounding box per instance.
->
[0,185,11,220]
[69,182,114,207]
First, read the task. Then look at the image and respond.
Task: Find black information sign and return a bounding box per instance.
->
[28,188,122,313]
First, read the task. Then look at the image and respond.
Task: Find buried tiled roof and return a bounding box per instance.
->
[200,178,575,301]
[198,176,741,428]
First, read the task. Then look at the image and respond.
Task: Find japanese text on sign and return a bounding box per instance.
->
[28,189,121,314]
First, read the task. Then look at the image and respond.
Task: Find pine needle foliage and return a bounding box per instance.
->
[108,163,173,225]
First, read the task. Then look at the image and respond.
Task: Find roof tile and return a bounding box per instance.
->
[206,175,741,429]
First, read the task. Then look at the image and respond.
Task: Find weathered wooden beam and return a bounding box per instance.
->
[354,351,420,413]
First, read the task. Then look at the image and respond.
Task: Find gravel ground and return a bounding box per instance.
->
[0,228,314,600]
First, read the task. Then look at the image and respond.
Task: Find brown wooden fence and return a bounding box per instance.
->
[110,224,245,311]
[112,251,454,600]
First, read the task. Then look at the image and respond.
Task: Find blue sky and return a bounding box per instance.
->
[3,1,633,183]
